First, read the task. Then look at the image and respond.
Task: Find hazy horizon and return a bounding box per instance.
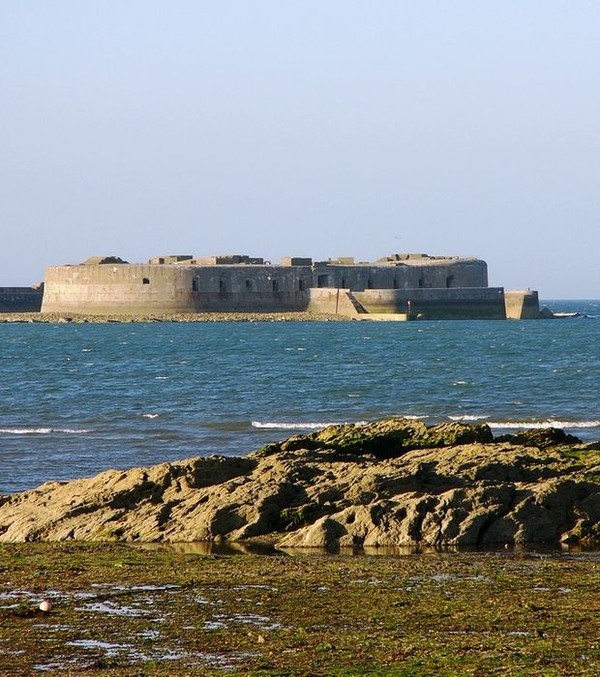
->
[1,2,598,298]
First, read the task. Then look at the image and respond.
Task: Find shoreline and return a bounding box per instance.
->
[0,310,352,323]
[2,419,599,547]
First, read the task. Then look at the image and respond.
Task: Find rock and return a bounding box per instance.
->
[0,419,599,548]
[495,427,581,448]
[258,418,493,459]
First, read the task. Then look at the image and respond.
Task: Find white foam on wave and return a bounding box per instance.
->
[0,427,91,435]
[448,415,489,422]
[488,420,600,430]
[252,421,368,431]
[142,413,159,419]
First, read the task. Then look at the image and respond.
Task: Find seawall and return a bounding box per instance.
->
[307,287,507,320]
[505,290,541,319]
[0,287,43,313]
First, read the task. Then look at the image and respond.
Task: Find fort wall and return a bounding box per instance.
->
[355,287,507,320]
[504,290,541,320]
[307,287,506,319]
[306,289,368,316]
[42,265,197,315]
[311,258,487,291]
[41,264,313,314]
[0,287,43,313]
[39,253,537,320]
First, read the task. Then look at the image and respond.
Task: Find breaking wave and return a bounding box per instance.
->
[487,420,600,430]
[448,416,600,431]
[254,417,600,433]
[0,427,91,435]
[448,415,489,422]
[252,421,366,430]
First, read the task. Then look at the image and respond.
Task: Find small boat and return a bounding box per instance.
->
[552,311,582,318]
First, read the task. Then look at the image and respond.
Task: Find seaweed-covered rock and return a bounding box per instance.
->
[258,418,493,458]
[0,419,598,548]
[495,427,581,449]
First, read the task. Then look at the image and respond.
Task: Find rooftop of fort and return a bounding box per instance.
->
[71,252,477,268]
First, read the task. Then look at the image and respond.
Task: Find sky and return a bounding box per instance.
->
[1,2,598,298]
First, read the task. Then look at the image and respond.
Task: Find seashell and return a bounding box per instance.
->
[39,600,52,613]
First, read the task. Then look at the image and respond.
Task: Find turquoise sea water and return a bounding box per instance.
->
[0,300,598,494]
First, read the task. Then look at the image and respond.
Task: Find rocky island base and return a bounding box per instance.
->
[1,419,599,548]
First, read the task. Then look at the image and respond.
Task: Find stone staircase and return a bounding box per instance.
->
[344,290,368,315]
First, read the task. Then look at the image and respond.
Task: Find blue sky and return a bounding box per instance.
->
[1,1,598,297]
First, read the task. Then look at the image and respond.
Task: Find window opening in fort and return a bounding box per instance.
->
[192,278,199,292]
[245,279,253,290]
[317,274,329,288]
[272,279,279,292]
[419,277,425,288]
[341,277,346,288]
[367,278,373,289]
[219,279,225,292]
[142,278,150,285]
[393,277,398,289]
[298,279,305,291]
[446,275,455,288]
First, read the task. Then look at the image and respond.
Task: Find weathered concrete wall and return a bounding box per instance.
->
[307,287,506,320]
[312,258,487,291]
[41,265,312,314]
[505,290,540,320]
[306,289,364,316]
[42,265,198,315]
[0,287,43,313]
[354,287,507,320]
[40,256,521,319]
[191,265,312,294]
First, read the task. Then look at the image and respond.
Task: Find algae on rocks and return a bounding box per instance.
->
[0,418,599,549]
[257,418,494,458]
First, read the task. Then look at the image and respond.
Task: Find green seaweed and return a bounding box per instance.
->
[0,543,599,675]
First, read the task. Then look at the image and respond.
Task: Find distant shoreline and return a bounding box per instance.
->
[0,311,352,324]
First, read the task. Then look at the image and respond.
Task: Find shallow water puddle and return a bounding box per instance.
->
[229,613,283,630]
[78,599,153,617]
[136,629,161,639]
[66,639,196,663]
[66,638,130,653]
[209,612,283,631]
[4,580,272,672]
[34,658,81,672]
[34,646,259,672]
[204,620,228,630]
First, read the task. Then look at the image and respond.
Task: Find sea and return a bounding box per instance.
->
[0,299,598,495]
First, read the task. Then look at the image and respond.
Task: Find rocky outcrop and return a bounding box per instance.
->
[1,419,599,548]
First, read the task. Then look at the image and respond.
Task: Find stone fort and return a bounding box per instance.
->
[37,252,540,319]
